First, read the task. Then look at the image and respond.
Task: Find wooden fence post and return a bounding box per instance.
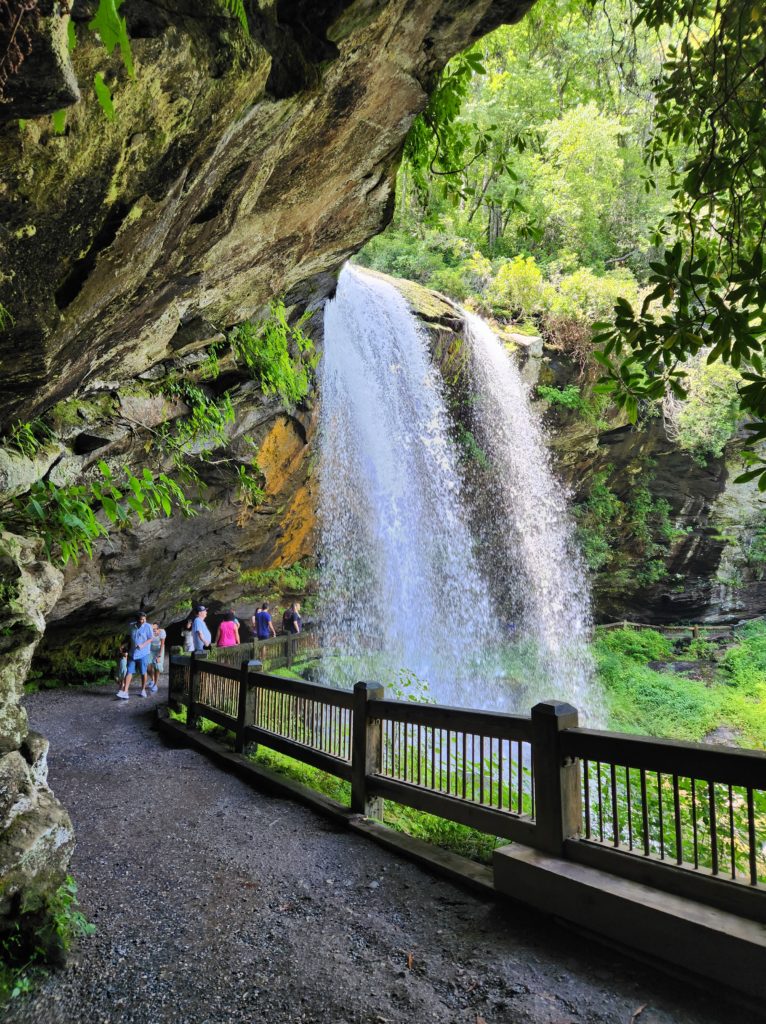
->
[188,652,200,731]
[531,701,581,856]
[351,681,384,819]
[235,658,257,754]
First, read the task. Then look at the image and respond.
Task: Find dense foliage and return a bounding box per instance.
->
[360,0,761,472]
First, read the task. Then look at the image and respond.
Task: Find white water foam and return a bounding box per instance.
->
[318,266,496,706]
[318,265,599,721]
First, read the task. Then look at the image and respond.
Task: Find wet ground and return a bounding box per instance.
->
[7,683,756,1024]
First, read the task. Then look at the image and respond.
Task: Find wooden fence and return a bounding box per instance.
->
[168,652,766,924]
[598,620,738,638]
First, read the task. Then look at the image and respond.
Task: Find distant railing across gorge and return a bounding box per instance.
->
[597,620,738,638]
[168,650,766,924]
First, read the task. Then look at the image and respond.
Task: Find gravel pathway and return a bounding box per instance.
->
[7,683,756,1024]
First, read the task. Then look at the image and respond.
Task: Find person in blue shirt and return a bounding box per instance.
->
[116,612,154,700]
[193,606,212,652]
[254,603,276,640]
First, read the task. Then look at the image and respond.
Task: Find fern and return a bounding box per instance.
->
[221,0,249,34]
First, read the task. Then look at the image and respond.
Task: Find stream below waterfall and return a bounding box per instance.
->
[317,265,599,721]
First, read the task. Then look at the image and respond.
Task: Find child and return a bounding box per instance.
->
[116,640,128,687]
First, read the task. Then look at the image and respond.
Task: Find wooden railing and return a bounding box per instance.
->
[168,653,766,923]
[184,633,323,674]
[598,620,738,638]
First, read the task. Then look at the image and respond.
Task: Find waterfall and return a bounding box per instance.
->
[318,265,598,721]
[318,266,496,706]
[460,313,598,720]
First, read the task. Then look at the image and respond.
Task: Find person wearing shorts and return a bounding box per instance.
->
[117,612,154,700]
[148,623,166,693]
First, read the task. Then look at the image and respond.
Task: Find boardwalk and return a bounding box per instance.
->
[8,684,756,1024]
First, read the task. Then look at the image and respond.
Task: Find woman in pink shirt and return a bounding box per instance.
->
[215,612,240,648]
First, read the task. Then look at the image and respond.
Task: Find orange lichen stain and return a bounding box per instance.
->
[258,416,306,497]
[275,481,317,565]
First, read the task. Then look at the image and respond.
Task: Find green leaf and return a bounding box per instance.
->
[93,73,116,121]
[67,18,77,53]
[88,0,134,78]
[51,109,67,134]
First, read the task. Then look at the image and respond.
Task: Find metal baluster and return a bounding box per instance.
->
[417,724,422,786]
[709,780,719,876]
[461,731,467,799]
[728,784,736,880]
[692,778,699,868]
[498,737,503,810]
[516,740,522,814]
[673,774,683,865]
[431,726,436,790]
[583,759,591,838]
[657,772,665,860]
[610,763,619,846]
[479,735,485,805]
[530,746,535,819]
[747,788,757,886]
[488,737,493,806]
[446,730,452,795]
[597,761,604,842]
[640,769,649,855]
[626,767,633,850]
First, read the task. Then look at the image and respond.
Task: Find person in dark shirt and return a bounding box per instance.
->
[283,602,302,634]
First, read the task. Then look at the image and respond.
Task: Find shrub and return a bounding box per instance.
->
[673,361,741,465]
[595,627,674,662]
[429,267,470,301]
[486,255,545,317]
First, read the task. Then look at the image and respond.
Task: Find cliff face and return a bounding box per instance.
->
[0,0,531,430]
[0,0,532,946]
[386,275,766,625]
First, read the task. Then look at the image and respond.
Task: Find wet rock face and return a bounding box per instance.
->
[0,533,74,942]
[384,274,766,625]
[0,0,532,430]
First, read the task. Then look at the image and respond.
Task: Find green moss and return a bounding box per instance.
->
[239,562,317,601]
[46,394,117,432]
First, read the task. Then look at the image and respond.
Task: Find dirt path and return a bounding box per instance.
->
[7,684,754,1024]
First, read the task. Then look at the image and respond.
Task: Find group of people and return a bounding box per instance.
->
[253,601,302,640]
[179,601,302,652]
[115,600,303,701]
[115,613,166,700]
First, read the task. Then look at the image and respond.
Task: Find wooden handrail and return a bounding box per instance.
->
[560,727,766,789]
[367,697,533,740]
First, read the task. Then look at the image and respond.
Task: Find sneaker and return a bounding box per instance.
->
[147,683,158,693]
[139,690,148,698]
[115,692,129,700]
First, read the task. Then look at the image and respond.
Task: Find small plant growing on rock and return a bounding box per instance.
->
[0,875,95,1004]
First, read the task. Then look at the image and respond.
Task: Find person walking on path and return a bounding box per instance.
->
[193,606,212,652]
[148,623,166,692]
[282,602,302,634]
[181,617,195,653]
[117,612,154,700]
[255,603,276,640]
[215,612,240,648]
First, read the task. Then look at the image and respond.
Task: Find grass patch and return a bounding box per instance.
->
[594,623,766,748]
